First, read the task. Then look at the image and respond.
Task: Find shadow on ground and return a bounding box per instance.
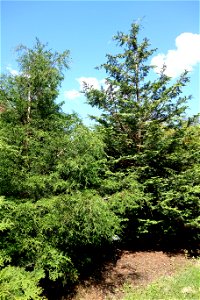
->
[41,241,199,300]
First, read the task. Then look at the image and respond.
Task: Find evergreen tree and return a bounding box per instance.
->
[84,23,191,170]
[0,39,72,198]
[84,23,200,250]
[1,39,70,129]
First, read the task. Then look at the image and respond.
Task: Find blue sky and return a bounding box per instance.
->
[1,0,200,125]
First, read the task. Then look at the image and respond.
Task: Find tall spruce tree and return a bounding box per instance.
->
[84,23,191,171]
[0,39,73,198]
[84,23,200,250]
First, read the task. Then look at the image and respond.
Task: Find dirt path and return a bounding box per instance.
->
[65,250,195,300]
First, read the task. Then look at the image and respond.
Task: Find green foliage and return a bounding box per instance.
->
[0,24,199,298]
[0,266,45,300]
[0,192,121,287]
[136,124,200,248]
[0,40,72,199]
[55,125,107,191]
[0,39,106,199]
[158,165,200,247]
[85,22,200,249]
[38,191,121,250]
[84,23,190,162]
[0,39,120,298]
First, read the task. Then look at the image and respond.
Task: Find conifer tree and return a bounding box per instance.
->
[84,23,191,170]
[84,23,200,250]
[0,40,73,198]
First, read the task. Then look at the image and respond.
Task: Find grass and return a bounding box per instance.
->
[121,261,200,300]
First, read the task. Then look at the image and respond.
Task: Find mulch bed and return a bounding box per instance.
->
[64,250,194,300]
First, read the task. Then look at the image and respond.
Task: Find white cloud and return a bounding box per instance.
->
[76,77,102,90]
[64,89,81,100]
[6,66,19,76]
[151,32,200,78]
[64,77,106,100]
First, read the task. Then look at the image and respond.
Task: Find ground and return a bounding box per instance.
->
[64,250,195,300]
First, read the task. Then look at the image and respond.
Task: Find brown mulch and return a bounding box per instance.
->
[64,250,195,300]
